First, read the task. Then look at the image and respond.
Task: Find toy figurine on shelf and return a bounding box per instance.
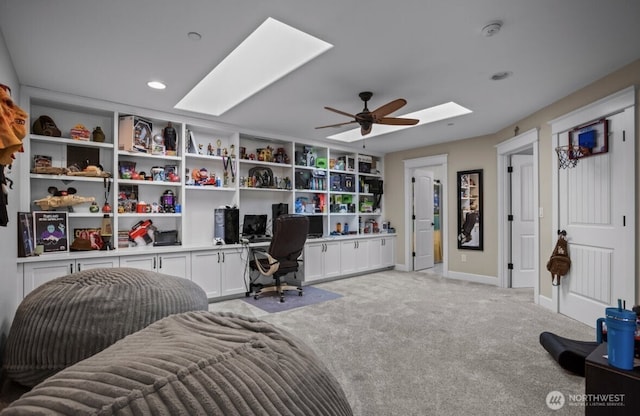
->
[163,122,177,153]
[34,187,95,211]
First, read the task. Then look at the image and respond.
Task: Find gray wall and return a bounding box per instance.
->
[0,27,21,366]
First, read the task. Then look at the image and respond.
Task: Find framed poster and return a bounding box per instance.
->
[17,212,35,257]
[33,211,69,253]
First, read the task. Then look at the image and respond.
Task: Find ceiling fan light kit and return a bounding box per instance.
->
[316,91,419,136]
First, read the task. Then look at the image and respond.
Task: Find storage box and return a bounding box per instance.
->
[118,116,153,152]
[358,155,372,173]
[342,174,355,192]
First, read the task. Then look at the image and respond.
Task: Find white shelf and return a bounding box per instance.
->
[185,185,235,191]
[118,179,182,187]
[118,150,181,161]
[238,159,292,169]
[30,174,110,183]
[31,134,114,149]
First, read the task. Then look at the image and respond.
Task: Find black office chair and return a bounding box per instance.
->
[249,214,309,302]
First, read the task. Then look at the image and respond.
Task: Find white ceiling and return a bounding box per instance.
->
[2,0,640,154]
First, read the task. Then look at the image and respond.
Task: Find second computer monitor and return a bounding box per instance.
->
[242,214,268,237]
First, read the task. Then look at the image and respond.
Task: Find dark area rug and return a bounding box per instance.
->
[243,286,342,313]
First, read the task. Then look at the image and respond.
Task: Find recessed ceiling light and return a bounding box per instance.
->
[187,31,202,41]
[327,101,472,143]
[491,71,512,81]
[175,17,333,116]
[147,81,166,90]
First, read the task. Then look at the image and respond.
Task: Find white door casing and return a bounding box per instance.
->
[511,154,536,288]
[414,169,434,271]
[496,128,539,294]
[550,87,635,327]
[403,154,448,274]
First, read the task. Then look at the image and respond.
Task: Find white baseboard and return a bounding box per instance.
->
[446,271,498,286]
[538,294,555,311]
[394,263,408,272]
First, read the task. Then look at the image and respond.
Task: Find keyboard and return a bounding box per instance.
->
[249,236,272,243]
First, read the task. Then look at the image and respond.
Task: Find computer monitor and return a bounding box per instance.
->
[272,203,289,221]
[307,215,324,238]
[242,214,268,237]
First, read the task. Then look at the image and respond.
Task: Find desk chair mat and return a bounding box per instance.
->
[243,286,342,313]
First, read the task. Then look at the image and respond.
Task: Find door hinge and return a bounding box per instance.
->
[412,177,416,183]
[507,214,514,221]
[507,166,513,173]
[412,252,416,257]
[412,214,416,220]
[507,263,514,270]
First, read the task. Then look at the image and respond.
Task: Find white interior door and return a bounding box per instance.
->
[414,169,434,270]
[511,154,535,288]
[557,110,635,327]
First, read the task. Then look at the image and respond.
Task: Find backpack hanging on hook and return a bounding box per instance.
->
[546,230,571,286]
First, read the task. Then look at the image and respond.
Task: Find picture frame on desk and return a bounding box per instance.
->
[33,211,68,253]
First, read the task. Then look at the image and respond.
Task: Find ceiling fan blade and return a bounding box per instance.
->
[324,106,358,119]
[371,98,407,118]
[315,120,358,129]
[378,117,420,126]
[361,124,372,136]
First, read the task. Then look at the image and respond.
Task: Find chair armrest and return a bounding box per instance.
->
[252,250,280,276]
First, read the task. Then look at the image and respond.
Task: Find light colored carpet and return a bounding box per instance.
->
[209,269,594,416]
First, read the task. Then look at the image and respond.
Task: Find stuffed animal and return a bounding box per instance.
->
[0,86,28,164]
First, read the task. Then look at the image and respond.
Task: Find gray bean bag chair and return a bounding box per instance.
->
[2,267,208,387]
[2,311,352,416]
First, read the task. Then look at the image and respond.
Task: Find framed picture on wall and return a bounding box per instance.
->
[457,169,483,250]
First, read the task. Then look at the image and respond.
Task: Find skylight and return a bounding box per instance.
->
[327,102,472,143]
[175,17,333,116]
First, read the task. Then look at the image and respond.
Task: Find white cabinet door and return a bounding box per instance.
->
[340,241,358,275]
[191,250,222,298]
[158,253,190,279]
[120,254,157,272]
[304,241,342,283]
[23,256,120,297]
[355,239,370,272]
[381,236,395,267]
[77,256,120,272]
[23,260,73,296]
[323,241,342,279]
[368,239,382,270]
[119,253,189,278]
[304,242,325,282]
[220,249,246,296]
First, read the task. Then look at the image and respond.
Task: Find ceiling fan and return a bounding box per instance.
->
[316,91,419,136]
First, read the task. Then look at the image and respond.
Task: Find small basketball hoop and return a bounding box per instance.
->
[555,145,586,169]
